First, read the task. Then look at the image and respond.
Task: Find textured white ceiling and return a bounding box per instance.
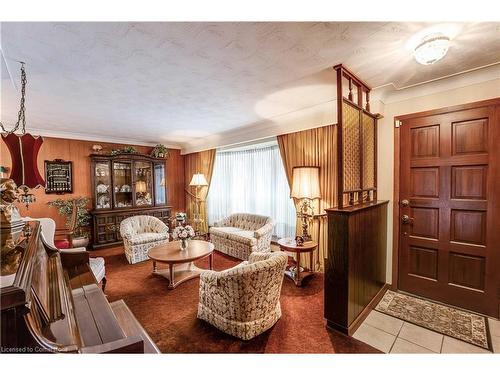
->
[1,22,499,149]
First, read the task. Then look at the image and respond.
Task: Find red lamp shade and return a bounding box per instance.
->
[1,133,45,189]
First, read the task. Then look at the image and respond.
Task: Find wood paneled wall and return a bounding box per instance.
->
[0,136,185,228]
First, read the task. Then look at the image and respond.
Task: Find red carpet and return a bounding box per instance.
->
[96,246,380,353]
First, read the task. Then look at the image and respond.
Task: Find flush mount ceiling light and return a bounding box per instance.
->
[414,33,450,65]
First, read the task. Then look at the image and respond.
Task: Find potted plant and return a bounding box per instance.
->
[151,144,170,159]
[47,197,91,247]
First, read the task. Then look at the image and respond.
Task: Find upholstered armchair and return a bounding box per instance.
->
[120,215,169,264]
[197,251,288,340]
[25,217,107,290]
[209,213,275,260]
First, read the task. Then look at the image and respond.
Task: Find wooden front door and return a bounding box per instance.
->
[398,101,500,317]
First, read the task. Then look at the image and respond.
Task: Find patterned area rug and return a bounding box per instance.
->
[376,290,490,350]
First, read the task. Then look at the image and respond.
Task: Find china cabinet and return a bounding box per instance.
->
[90,153,171,249]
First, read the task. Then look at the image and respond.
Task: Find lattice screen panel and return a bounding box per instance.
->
[335,64,378,208]
[342,101,361,192]
[362,112,375,189]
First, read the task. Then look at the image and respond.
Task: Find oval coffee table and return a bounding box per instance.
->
[147,240,214,289]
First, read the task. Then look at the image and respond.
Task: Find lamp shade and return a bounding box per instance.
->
[135,180,147,193]
[189,173,208,187]
[291,166,321,199]
[2,133,45,189]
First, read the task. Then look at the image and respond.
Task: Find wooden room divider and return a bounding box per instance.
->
[324,65,389,335]
[334,64,379,208]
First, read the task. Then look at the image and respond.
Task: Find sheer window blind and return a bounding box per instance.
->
[207,143,296,238]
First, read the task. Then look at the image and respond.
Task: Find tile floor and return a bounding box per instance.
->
[353,310,500,354]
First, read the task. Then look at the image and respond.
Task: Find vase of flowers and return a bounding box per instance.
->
[172,225,195,250]
[175,212,187,225]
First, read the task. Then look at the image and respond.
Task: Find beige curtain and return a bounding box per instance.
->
[277,125,337,271]
[184,149,216,233]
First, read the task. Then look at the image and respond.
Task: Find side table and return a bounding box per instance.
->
[277,237,318,287]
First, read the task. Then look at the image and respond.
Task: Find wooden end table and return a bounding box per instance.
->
[277,237,318,287]
[147,240,214,289]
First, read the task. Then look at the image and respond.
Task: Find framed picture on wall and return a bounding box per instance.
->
[45,159,73,194]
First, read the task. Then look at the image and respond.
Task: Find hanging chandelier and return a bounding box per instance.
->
[1,62,45,209]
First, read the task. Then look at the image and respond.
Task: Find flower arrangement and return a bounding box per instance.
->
[172,225,195,240]
[172,224,195,250]
[175,212,187,224]
[151,144,170,159]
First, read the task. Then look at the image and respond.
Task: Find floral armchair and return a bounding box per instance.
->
[209,213,275,260]
[197,251,288,340]
[120,215,169,264]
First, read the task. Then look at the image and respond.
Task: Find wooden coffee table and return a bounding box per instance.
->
[277,237,318,287]
[147,240,214,289]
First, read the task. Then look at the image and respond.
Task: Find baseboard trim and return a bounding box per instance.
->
[326,283,390,336]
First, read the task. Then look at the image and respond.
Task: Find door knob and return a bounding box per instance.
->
[401,215,413,224]
[401,199,410,207]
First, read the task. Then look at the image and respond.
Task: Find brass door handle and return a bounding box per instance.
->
[401,215,414,224]
[401,199,410,207]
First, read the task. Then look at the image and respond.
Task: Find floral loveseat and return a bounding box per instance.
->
[209,213,275,260]
[120,215,169,264]
[198,251,288,340]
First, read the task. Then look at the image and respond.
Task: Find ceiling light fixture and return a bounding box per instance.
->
[414,33,450,65]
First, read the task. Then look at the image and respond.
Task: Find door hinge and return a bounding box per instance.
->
[395,120,402,128]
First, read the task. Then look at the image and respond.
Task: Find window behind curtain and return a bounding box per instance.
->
[207,143,296,238]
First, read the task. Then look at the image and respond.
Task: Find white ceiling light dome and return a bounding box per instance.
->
[414,33,451,65]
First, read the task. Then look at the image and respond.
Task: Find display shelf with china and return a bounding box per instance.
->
[113,162,133,208]
[134,161,153,206]
[90,153,172,249]
[94,161,112,209]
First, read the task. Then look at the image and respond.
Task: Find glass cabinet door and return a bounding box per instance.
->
[154,163,166,205]
[94,161,111,209]
[134,161,153,206]
[113,162,133,208]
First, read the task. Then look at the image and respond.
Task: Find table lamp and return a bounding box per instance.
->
[135,180,147,193]
[291,166,321,241]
